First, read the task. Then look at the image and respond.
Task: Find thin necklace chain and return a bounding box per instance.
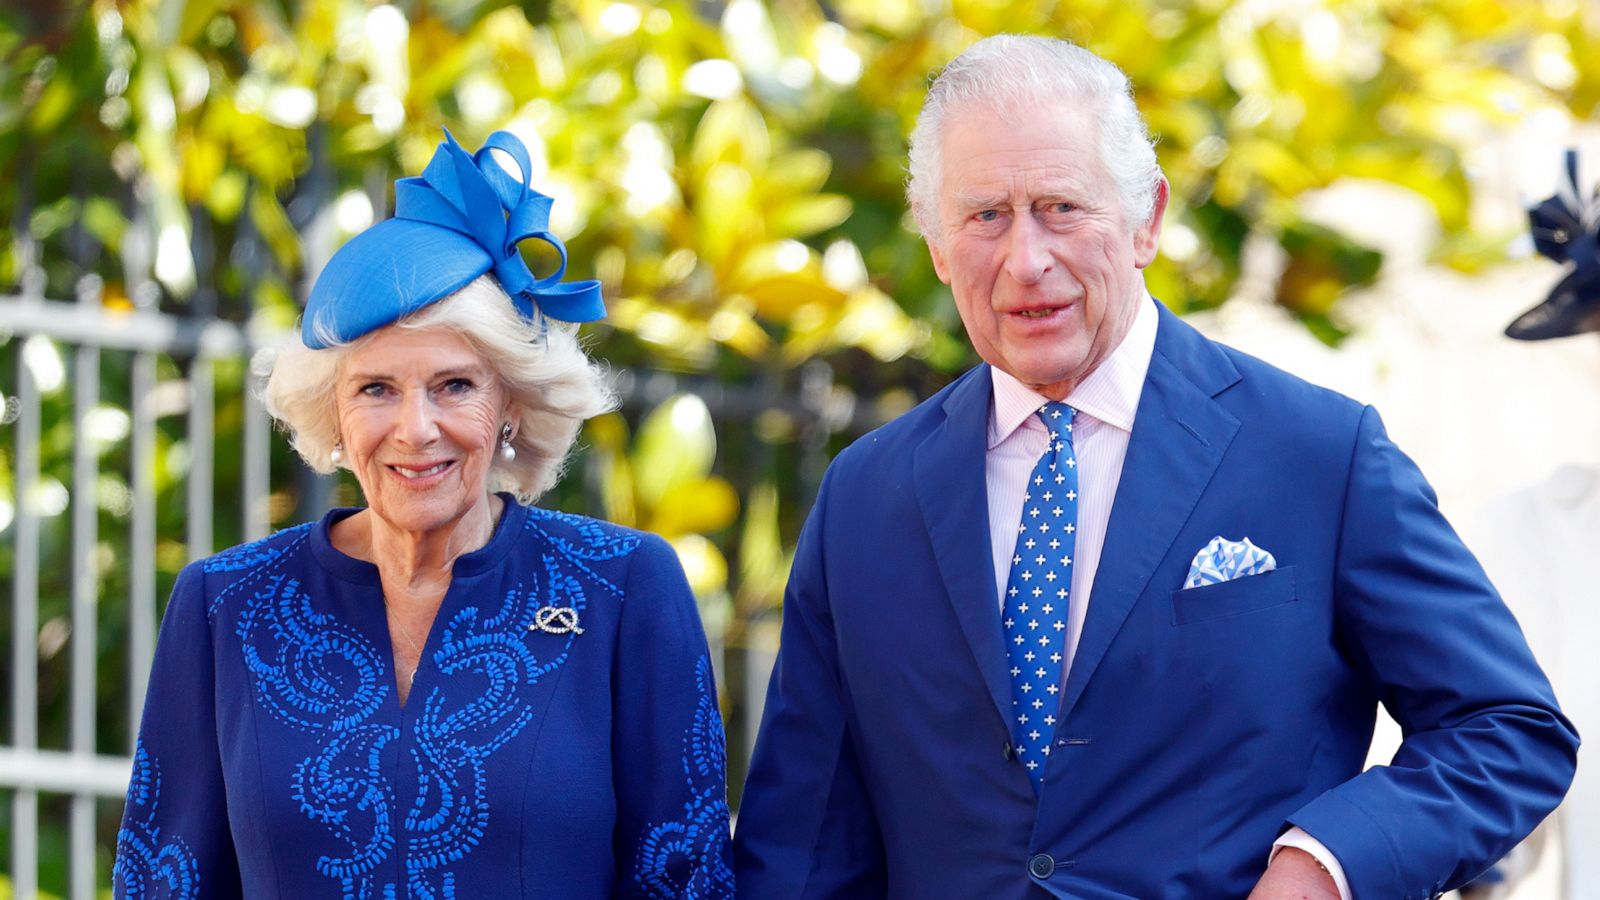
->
[384,599,427,690]
[364,499,499,696]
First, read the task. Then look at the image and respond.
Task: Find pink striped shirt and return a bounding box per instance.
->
[985,295,1157,675]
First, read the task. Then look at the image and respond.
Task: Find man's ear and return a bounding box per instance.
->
[1133,177,1170,269]
[928,237,952,284]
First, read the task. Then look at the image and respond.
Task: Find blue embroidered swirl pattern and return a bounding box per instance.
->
[203,523,312,574]
[239,572,390,733]
[230,513,641,897]
[114,743,201,899]
[122,511,674,898]
[635,656,735,899]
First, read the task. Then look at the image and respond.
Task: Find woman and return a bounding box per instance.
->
[113,130,733,898]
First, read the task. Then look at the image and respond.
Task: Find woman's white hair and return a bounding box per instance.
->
[259,274,616,505]
[906,34,1161,241]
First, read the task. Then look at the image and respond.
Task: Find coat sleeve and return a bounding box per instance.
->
[732,466,889,898]
[612,533,736,899]
[114,562,243,899]
[1286,406,1578,899]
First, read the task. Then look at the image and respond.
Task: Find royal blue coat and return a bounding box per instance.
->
[115,498,733,899]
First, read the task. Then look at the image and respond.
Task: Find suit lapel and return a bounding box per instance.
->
[1057,307,1242,722]
[913,364,1014,729]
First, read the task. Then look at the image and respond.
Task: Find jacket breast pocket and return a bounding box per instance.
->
[1170,566,1297,626]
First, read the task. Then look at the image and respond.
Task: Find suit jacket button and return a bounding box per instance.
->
[1028,853,1055,879]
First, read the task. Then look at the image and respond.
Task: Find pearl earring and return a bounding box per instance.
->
[499,423,516,462]
[330,441,344,465]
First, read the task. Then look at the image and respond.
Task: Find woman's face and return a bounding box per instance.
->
[334,325,512,538]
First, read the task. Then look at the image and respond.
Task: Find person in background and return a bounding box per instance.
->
[733,34,1575,899]
[113,129,733,899]
[1460,149,1600,900]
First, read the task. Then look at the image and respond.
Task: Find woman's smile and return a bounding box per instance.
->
[335,326,510,540]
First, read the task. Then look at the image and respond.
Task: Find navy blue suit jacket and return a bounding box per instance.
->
[733,304,1576,899]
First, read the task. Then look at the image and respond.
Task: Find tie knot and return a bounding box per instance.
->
[1036,402,1075,439]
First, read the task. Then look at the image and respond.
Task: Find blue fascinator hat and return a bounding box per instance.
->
[302,128,605,349]
[1508,148,1600,340]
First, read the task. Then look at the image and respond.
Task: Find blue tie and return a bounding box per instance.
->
[1002,402,1078,791]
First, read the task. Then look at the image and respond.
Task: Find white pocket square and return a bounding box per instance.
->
[1184,536,1276,589]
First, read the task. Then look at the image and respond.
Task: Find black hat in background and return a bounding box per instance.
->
[1507,149,1600,340]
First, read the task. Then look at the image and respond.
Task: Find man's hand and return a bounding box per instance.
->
[1247,847,1341,900]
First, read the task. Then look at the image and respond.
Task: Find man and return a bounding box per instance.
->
[732,34,1576,899]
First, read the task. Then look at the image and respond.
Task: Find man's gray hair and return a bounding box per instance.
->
[906,34,1162,241]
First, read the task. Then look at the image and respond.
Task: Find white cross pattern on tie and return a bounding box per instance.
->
[1000,402,1078,793]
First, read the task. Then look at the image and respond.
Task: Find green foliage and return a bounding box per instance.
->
[10,0,1597,355]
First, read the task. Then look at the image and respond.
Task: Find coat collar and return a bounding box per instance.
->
[912,301,1244,732]
[1056,301,1241,722]
[914,364,1016,728]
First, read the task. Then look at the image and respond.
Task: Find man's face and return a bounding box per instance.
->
[927,100,1166,399]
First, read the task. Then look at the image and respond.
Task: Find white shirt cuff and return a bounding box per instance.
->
[1271,827,1352,900]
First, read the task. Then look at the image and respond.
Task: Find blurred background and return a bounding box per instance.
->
[3,0,1599,896]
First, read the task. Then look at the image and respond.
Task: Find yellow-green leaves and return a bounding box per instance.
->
[587,394,739,604]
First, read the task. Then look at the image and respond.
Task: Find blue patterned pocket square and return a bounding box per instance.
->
[1183,536,1276,589]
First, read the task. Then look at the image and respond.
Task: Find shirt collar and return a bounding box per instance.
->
[987,293,1158,449]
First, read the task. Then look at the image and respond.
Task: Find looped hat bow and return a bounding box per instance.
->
[302,128,604,349]
[1508,148,1600,340]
